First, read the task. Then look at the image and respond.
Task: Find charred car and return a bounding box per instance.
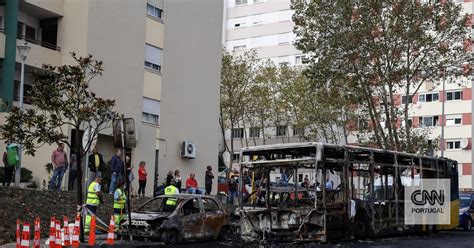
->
[118,194,231,245]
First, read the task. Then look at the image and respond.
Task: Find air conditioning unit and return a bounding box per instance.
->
[461,138,469,149]
[181,141,196,159]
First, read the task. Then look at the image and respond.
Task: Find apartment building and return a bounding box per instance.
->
[223,0,474,190]
[0,0,223,195]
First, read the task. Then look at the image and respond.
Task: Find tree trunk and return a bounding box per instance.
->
[75,126,84,242]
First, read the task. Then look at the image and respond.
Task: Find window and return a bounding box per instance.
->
[182,199,201,215]
[295,55,305,65]
[231,128,244,138]
[234,22,246,28]
[233,45,246,51]
[235,0,248,5]
[418,93,439,102]
[25,25,36,42]
[147,3,163,20]
[13,81,33,104]
[232,153,240,162]
[17,22,24,38]
[249,127,260,138]
[276,125,287,136]
[203,199,220,212]
[145,44,162,72]
[446,91,463,101]
[401,95,413,104]
[447,140,462,150]
[418,116,439,127]
[293,127,304,136]
[446,115,462,126]
[142,98,160,125]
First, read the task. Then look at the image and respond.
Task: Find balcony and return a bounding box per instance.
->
[0,29,61,51]
[0,32,62,68]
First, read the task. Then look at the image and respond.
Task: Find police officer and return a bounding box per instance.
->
[164,179,179,211]
[85,176,103,234]
[113,180,127,228]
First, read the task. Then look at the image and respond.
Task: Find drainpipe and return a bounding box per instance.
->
[0,0,19,112]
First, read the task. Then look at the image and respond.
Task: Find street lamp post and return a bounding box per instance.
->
[440,68,446,158]
[15,42,31,187]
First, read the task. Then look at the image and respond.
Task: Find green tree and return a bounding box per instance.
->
[0,53,119,240]
[220,50,257,161]
[293,0,473,153]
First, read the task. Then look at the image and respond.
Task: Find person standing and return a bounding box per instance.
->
[85,176,103,234]
[138,161,148,198]
[205,166,214,195]
[109,149,123,194]
[228,175,238,204]
[68,151,78,190]
[3,144,18,187]
[113,180,126,228]
[164,179,179,211]
[174,170,182,191]
[49,143,68,191]
[165,170,174,186]
[88,147,105,182]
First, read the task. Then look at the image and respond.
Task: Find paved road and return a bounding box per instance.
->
[2,230,472,248]
[176,230,474,248]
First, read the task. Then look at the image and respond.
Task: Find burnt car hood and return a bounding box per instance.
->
[129,212,171,221]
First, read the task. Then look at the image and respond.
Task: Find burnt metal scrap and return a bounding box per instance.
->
[237,142,458,244]
[118,194,229,245]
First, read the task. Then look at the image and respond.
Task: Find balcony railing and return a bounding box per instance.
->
[0,28,61,51]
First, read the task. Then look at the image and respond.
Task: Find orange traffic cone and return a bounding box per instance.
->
[71,215,80,248]
[33,217,40,248]
[20,221,30,248]
[63,216,70,246]
[16,219,20,248]
[49,217,56,248]
[106,215,115,245]
[55,220,62,248]
[88,216,96,246]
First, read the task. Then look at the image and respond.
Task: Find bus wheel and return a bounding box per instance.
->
[354,217,369,240]
[464,218,472,231]
[427,224,437,234]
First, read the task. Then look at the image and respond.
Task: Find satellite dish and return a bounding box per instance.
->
[461,138,469,149]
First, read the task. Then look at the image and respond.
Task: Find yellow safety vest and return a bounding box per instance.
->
[114,188,126,210]
[86,182,100,206]
[165,185,178,206]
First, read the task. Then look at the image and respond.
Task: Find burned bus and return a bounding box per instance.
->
[237,142,459,243]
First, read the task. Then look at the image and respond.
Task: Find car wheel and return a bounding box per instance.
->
[219,226,233,241]
[161,229,179,245]
[464,218,472,231]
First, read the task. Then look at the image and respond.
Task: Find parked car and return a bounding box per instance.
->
[459,192,474,231]
[118,194,231,245]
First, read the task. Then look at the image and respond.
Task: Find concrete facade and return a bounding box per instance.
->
[0,0,222,196]
[158,0,223,194]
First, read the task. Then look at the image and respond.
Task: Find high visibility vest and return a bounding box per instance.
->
[86,182,100,206]
[114,188,126,210]
[165,185,178,206]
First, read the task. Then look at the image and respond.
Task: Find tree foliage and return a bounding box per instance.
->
[292,0,473,153]
[220,50,347,163]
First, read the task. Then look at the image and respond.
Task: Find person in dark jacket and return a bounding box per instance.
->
[88,147,105,182]
[205,166,214,195]
[109,149,123,194]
